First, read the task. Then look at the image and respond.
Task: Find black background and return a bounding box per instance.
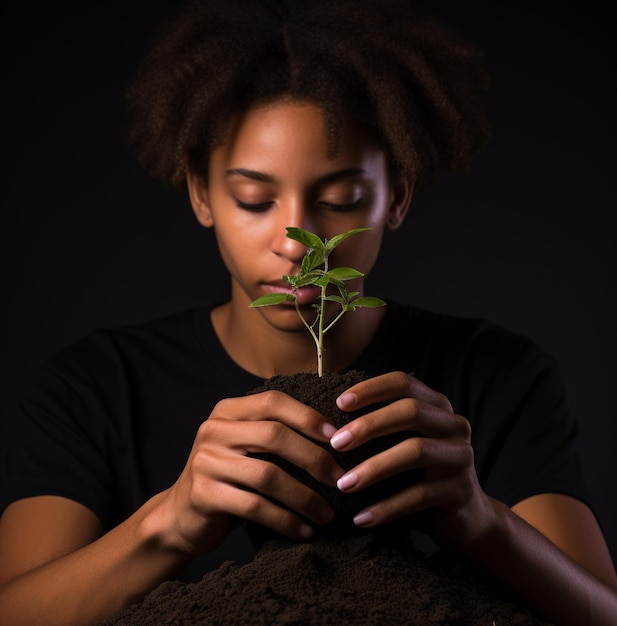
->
[2,2,615,565]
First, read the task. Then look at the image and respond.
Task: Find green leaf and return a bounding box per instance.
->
[249,293,294,307]
[325,228,370,253]
[324,295,346,305]
[335,283,349,298]
[286,227,325,253]
[301,249,324,274]
[327,267,364,281]
[330,277,347,291]
[349,296,387,308]
[293,273,323,287]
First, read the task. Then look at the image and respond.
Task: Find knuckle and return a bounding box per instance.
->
[252,461,280,490]
[261,420,287,446]
[187,471,210,505]
[461,443,474,467]
[413,484,431,510]
[382,371,413,396]
[260,389,286,411]
[242,492,265,518]
[406,437,426,463]
[455,414,472,439]
[395,370,413,388]
[247,390,284,417]
[196,418,216,438]
[211,397,234,416]
[298,489,322,512]
[455,476,474,506]
[310,446,333,471]
[191,448,209,470]
[435,391,453,412]
[195,417,230,444]
[400,397,420,423]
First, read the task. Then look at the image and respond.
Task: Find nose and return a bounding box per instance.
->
[271,199,316,264]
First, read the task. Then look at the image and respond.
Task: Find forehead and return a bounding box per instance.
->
[213,100,387,174]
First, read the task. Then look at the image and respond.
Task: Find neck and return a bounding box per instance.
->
[211,296,385,379]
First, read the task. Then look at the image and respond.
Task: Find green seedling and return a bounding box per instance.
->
[249,227,386,376]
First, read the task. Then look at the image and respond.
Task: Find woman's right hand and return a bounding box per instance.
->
[155,390,345,556]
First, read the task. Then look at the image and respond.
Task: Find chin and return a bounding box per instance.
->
[261,307,316,332]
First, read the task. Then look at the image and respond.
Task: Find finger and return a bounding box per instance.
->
[336,371,453,413]
[199,418,344,486]
[331,400,470,452]
[336,437,473,493]
[212,391,338,441]
[228,457,335,526]
[350,474,470,528]
[190,441,335,529]
[196,479,318,542]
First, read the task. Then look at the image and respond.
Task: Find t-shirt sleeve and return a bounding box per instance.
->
[0,342,119,528]
[464,328,591,510]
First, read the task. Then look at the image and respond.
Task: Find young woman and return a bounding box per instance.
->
[1,1,616,624]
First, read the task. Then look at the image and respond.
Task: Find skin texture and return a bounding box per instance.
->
[1,101,616,626]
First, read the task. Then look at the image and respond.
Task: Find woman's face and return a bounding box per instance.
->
[188,99,410,332]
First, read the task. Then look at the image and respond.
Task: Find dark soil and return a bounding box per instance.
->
[102,370,550,625]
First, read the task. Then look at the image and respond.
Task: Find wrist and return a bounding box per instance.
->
[445,494,509,559]
[136,490,199,560]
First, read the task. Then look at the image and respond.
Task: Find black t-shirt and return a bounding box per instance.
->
[0,301,591,574]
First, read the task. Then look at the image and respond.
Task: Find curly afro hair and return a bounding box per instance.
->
[125,0,490,192]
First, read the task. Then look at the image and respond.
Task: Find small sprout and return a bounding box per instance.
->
[250,227,386,376]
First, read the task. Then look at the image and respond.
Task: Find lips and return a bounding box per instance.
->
[262,281,321,306]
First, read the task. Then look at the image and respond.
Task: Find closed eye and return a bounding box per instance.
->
[320,198,363,212]
[234,199,274,212]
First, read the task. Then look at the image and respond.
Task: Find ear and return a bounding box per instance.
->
[386,176,413,231]
[187,172,214,228]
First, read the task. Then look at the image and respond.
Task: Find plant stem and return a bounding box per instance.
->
[316,254,329,377]
[323,310,346,335]
[294,300,321,373]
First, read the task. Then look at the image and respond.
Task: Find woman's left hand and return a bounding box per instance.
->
[331,371,493,552]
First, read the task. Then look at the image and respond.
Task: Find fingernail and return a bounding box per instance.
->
[353,511,374,526]
[321,422,337,439]
[330,430,353,450]
[336,392,357,410]
[298,523,314,539]
[337,472,359,491]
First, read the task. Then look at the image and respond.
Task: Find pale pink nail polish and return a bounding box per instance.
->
[336,392,357,410]
[337,472,359,491]
[321,422,337,438]
[353,511,373,526]
[330,430,353,450]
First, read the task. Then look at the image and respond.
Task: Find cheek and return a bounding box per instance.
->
[365,189,395,228]
[331,230,384,276]
[358,233,384,274]
[212,222,257,273]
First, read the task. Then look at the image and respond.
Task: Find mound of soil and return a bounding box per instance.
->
[102,371,549,625]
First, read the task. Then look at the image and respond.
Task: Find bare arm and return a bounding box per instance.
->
[0,494,192,626]
[468,494,617,626]
[512,492,617,589]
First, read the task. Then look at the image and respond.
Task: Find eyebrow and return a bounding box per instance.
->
[224,167,366,184]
